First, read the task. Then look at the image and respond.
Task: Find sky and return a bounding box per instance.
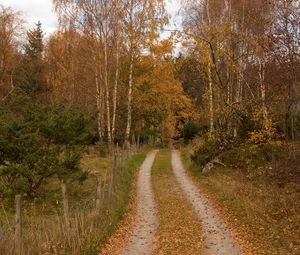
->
[0,0,182,37]
[0,0,58,35]
[165,0,182,31]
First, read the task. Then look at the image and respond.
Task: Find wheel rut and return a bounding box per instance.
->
[104,149,242,255]
[171,150,241,255]
[120,150,158,255]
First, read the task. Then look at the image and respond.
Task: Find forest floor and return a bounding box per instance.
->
[102,150,243,255]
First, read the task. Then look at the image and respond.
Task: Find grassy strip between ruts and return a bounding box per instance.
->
[151,149,203,255]
[181,148,300,255]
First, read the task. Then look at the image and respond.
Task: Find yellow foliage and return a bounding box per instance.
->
[134,40,198,141]
[249,109,277,144]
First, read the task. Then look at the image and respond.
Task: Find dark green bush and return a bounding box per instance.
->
[220,141,285,178]
[0,102,93,197]
[182,121,200,141]
[191,132,239,168]
[191,138,220,167]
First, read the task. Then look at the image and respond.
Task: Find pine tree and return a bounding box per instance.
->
[16,21,47,96]
[24,21,44,59]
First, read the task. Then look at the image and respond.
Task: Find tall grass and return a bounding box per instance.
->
[0,149,147,255]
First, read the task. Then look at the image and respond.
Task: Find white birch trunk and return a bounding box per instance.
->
[103,37,112,146]
[95,58,103,141]
[112,37,120,142]
[259,58,267,120]
[206,0,214,132]
[125,0,134,147]
[125,52,134,147]
[208,62,214,132]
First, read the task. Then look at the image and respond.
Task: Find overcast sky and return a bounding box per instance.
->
[0,0,181,37]
[0,0,57,35]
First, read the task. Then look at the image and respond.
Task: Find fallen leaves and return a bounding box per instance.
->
[152,150,203,255]
[100,175,138,255]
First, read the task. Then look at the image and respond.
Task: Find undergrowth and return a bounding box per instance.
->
[182,140,300,255]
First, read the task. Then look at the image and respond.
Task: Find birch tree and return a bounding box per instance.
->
[122,0,168,147]
[0,5,22,100]
[53,0,122,146]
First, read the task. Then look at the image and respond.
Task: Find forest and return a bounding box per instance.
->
[0,0,299,254]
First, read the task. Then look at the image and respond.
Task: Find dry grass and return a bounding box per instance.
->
[100,174,138,255]
[0,149,147,255]
[182,149,300,255]
[152,150,203,255]
[81,155,112,178]
[1,209,110,255]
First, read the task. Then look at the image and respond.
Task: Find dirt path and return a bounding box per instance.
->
[151,150,203,255]
[120,150,158,255]
[171,150,241,255]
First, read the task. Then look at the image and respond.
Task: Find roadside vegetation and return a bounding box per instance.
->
[0,139,146,254]
[0,95,147,254]
[178,1,300,253]
[182,137,300,255]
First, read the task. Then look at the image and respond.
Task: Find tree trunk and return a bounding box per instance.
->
[206,0,212,25]
[95,61,103,142]
[208,62,214,132]
[125,0,135,148]
[125,52,134,147]
[104,38,112,146]
[112,38,120,142]
[100,82,105,139]
[206,0,214,132]
[259,58,267,120]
